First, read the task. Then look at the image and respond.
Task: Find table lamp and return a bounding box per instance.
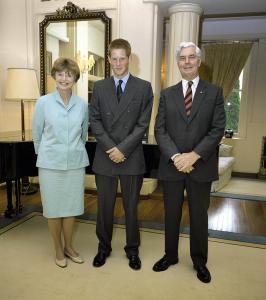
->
[5,68,40,195]
[5,68,40,141]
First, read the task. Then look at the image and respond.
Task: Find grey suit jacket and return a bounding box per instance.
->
[90,74,153,176]
[155,79,226,182]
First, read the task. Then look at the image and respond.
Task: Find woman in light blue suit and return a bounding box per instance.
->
[33,58,89,268]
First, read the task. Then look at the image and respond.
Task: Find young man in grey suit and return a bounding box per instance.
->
[90,39,153,270]
[153,42,225,283]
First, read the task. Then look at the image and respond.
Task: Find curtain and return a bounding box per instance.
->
[202,43,253,101]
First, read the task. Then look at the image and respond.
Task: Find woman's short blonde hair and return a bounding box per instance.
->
[51,57,80,82]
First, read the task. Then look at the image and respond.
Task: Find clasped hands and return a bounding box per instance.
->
[106,147,126,164]
[173,151,200,173]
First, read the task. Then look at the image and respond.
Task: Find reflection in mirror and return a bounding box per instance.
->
[39,2,111,102]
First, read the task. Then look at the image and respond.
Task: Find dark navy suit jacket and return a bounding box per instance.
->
[155,79,226,182]
[90,75,153,176]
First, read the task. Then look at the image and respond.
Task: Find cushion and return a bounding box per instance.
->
[219,143,233,157]
[218,157,235,175]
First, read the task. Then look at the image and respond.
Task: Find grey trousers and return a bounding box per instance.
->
[95,173,143,256]
[162,177,211,267]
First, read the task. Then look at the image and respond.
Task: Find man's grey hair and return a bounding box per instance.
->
[176,42,201,60]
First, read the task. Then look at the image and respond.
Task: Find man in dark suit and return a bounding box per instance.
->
[153,42,225,283]
[90,39,153,270]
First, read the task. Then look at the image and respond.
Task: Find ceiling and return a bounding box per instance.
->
[202,16,266,40]
[144,0,266,15]
[144,0,266,39]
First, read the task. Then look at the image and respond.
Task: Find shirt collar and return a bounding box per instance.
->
[54,89,76,110]
[182,76,200,88]
[113,73,130,86]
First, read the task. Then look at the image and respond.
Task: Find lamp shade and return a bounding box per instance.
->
[5,68,40,101]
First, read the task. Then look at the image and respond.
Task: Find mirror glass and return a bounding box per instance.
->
[39,2,111,102]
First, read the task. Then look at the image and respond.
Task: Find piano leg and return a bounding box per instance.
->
[5,180,15,218]
[15,179,22,214]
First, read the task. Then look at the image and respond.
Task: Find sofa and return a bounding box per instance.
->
[211,143,236,192]
[85,175,158,196]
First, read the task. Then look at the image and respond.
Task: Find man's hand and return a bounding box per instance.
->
[106,147,126,163]
[173,151,200,173]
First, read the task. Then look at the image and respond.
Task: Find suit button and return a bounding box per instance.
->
[124,126,128,129]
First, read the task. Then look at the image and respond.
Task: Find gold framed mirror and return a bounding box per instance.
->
[39,2,111,101]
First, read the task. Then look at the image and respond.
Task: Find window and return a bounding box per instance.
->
[225,70,243,133]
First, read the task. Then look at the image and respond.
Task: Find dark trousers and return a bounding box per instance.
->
[162,177,211,267]
[95,174,143,256]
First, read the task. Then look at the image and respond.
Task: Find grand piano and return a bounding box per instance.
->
[0,139,160,218]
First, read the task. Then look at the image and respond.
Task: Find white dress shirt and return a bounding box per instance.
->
[181,76,200,101]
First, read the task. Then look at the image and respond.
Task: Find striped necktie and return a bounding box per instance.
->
[184,81,193,116]
[117,79,123,102]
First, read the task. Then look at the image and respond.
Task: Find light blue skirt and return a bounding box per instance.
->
[38,168,85,218]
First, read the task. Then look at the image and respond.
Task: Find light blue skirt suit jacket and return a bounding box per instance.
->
[32,90,89,218]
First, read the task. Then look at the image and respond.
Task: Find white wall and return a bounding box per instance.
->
[0,0,30,135]
[119,0,155,82]
[118,0,163,136]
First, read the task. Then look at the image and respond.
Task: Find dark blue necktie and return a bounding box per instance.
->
[117,79,123,102]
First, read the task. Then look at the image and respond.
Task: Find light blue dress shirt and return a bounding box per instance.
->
[113,73,130,91]
[32,90,89,170]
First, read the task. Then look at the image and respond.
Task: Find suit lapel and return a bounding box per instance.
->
[105,77,118,115]
[172,82,188,122]
[188,79,206,123]
[111,74,137,125]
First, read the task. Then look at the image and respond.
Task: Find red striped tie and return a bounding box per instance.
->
[184,81,193,116]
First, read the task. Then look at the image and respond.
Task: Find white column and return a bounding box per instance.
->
[166,3,203,87]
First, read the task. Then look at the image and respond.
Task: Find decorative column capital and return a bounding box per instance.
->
[168,3,203,16]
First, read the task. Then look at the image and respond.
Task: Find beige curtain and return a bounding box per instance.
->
[203,43,253,101]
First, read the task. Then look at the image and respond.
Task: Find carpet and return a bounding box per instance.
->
[0,204,42,229]
[0,213,265,300]
[211,178,266,202]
